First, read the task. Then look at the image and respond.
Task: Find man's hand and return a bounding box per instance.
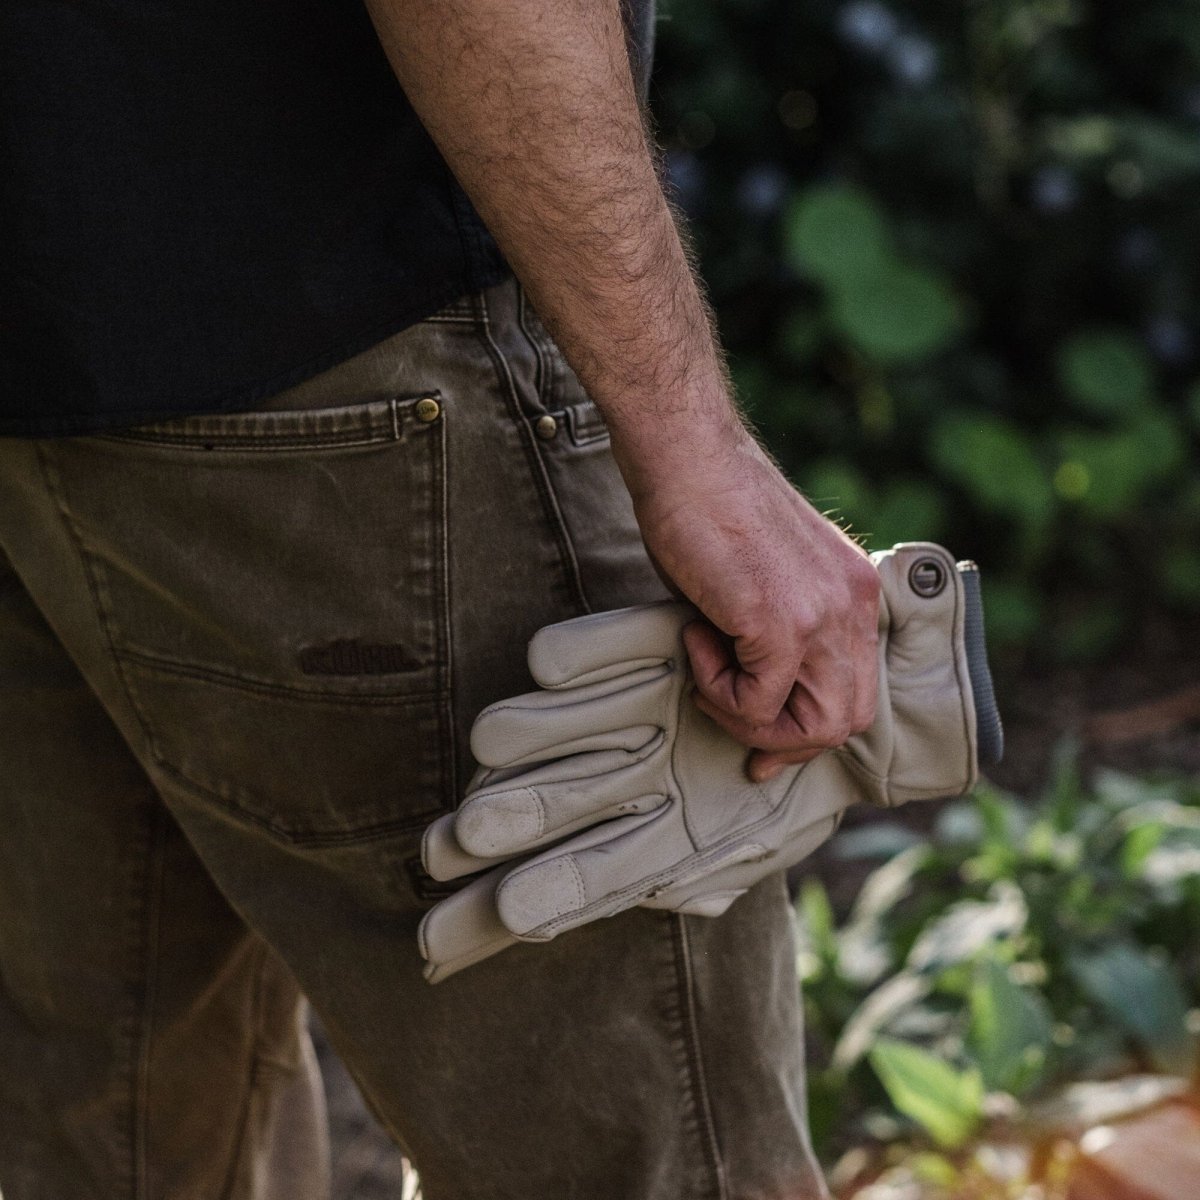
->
[417,543,988,981]
[617,425,880,783]
[363,0,880,772]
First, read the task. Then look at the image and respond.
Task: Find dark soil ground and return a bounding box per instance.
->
[318,611,1200,1199]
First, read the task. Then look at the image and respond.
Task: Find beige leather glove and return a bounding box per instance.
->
[418,542,1001,983]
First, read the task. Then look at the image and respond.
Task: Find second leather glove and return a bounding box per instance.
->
[418,542,1001,982]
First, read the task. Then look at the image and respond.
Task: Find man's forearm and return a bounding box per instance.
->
[362,0,745,480]
[365,0,882,769]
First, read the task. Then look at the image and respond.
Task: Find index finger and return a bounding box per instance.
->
[682,618,798,730]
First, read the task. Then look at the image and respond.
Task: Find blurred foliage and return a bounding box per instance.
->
[794,751,1200,1169]
[654,0,1200,663]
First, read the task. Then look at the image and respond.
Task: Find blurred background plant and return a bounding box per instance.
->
[794,751,1200,1193]
[653,0,1200,666]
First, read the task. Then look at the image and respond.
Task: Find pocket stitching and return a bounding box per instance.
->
[116,649,445,705]
[95,392,440,451]
[150,754,445,847]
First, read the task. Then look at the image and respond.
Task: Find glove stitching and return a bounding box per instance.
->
[532,797,805,937]
[521,786,546,840]
[567,855,586,912]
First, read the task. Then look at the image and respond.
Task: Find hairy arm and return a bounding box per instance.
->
[363,0,724,440]
[363,0,880,776]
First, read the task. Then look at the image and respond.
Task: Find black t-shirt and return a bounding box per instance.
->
[0,0,655,436]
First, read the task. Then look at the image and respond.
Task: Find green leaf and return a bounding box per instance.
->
[784,183,890,288]
[869,1038,984,1148]
[834,972,931,1070]
[850,844,932,924]
[1140,837,1200,889]
[905,882,1028,972]
[1057,330,1154,417]
[976,787,1032,848]
[1044,115,1117,160]
[797,879,836,957]
[908,1152,960,1186]
[1068,943,1194,1073]
[931,413,1053,525]
[1121,821,1167,879]
[1058,412,1187,517]
[968,958,1054,1095]
[830,263,961,364]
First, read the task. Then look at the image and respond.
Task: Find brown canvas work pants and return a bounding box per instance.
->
[0,278,829,1200]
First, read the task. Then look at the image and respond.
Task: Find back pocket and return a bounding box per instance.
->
[54,393,455,842]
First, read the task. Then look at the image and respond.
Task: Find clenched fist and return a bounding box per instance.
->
[617,424,881,783]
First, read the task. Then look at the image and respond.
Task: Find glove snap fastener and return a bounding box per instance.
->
[909,556,947,598]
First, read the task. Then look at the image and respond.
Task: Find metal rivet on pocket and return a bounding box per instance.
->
[534,415,558,440]
[415,397,441,423]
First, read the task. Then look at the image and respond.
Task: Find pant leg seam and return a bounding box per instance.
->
[32,443,163,763]
[515,284,551,407]
[671,914,730,1200]
[215,942,274,1200]
[132,805,169,1200]
[32,441,166,1200]
[511,284,598,615]
[433,394,457,807]
[475,287,590,615]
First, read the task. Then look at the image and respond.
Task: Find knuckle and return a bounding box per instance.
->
[819,721,853,748]
[742,702,779,731]
[849,560,882,605]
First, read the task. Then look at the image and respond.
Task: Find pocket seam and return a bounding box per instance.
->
[151,754,445,848]
[117,649,446,706]
[94,392,440,451]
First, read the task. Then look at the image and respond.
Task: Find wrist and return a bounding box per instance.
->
[608,408,765,505]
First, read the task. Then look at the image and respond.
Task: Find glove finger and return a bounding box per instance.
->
[425,745,664,880]
[526,600,693,689]
[479,710,860,945]
[470,664,675,769]
[423,811,497,882]
[454,746,668,859]
[416,863,523,984]
[495,805,695,941]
